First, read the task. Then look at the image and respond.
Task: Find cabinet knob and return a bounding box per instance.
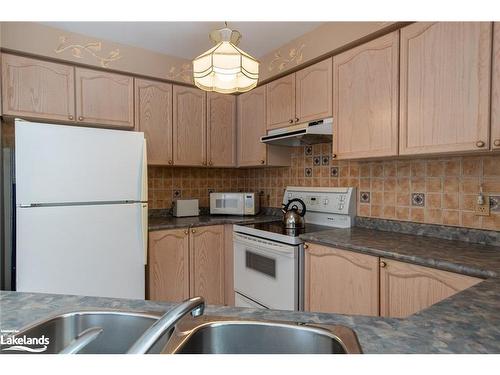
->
[191,229,196,234]
[332,154,337,159]
[184,230,189,235]
[380,261,387,268]
[168,160,173,165]
[476,140,485,148]
[68,115,74,120]
[78,116,84,121]
[288,119,294,124]
[494,139,500,147]
[304,244,309,249]
[209,161,213,166]
[294,117,299,123]
[260,160,265,165]
[202,161,207,166]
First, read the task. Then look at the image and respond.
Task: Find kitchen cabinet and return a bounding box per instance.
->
[333,32,399,159]
[295,58,333,124]
[399,22,492,155]
[492,22,500,151]
[266,59,332,130]
[148,225,226,305]
[75,68,134,129]
[148,228,190,302]
[207,92,236,167]
[304,243,379,316]
[237,85,291,167]
[380,258,482,318]
[134,79,173,165]
[1,53,75,122]
[173,85,207,166]
[189,225,225,305]
[266,73,295,130]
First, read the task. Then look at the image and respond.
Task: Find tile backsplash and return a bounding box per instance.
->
[148,144,500,231]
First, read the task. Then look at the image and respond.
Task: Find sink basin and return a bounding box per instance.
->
[162,315,362,354]
[3,309,169,354]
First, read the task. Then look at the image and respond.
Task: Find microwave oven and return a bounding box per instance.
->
[210,192,260,216]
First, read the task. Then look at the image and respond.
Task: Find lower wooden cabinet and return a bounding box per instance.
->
[304,243,379,316]
[304,243,484,318]
[148,225,226,305]
[379,258,482,318]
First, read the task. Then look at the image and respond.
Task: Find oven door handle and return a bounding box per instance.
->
[233,234,296,257]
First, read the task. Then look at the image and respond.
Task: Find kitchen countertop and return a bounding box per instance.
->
[2,225,500,353]
[148,214,281,231]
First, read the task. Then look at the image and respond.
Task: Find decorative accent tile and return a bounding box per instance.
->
[360,191,371,203]
[173,190,181,198]
[331,167,339,177]
[304,168,312,177]
[304,146,313,156]
[491,195,500,212]
[412,192,425,207]
[207,188,215,195]
[313,156,321,166]
[322,155,330,166]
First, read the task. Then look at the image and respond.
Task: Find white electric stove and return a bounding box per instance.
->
[233,186,357,311]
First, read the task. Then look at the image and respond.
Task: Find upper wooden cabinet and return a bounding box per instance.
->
[75,68,134,129]
[266,73,296,130]
[189,225,225,305]
[304,243,379,316]
[1,54,75,122]
[148,228,190,302]
[237,86,267,166]
[380,258,482,318]
[333,32,399,159]
[492,22,500,151]
[295,58,333,124]
[207,92,236,167]
[173,85,207,166]
[134,79,173,165]
[399,22,492,155]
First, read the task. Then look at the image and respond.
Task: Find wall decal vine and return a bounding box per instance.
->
[166,63,193,83]
[268,43,306,72]
[55,36,122,68]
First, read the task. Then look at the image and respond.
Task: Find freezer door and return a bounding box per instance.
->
[16,203,145,299]
[15,120,146,205]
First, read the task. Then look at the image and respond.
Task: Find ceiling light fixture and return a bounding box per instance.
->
[192,22,259,94]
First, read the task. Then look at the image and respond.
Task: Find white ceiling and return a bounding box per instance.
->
[41,22,323,59]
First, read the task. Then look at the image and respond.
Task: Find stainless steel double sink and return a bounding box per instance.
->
[3,309,362,354]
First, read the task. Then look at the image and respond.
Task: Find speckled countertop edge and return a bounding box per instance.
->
[148,214,281,231]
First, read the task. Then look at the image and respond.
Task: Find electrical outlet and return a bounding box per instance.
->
[475,194,490,216]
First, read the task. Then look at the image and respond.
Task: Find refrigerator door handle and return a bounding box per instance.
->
[141,139,148,202]
[141,203,148,265]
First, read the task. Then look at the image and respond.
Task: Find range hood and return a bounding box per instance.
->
[260,118,333,147]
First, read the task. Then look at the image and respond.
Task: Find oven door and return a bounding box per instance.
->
[233,233,298,311]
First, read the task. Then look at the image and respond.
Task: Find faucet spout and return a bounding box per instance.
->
[127,296,205,354]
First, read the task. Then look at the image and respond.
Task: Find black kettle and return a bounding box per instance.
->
[282,198,307,229]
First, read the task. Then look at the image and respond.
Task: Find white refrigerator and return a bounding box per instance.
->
[15,119,148,299]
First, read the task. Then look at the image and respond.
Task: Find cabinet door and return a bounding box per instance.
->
[296,58,332,123]
[75,68,134,129]
[237,85,267,166]
[304,243,379,316]
[207,92,236,167]
[148,228,190,302]
[173,85,206,166]
[333,31,399,159]
[400,22,492,155]
[189,225,225,305]
[135,79,173,165]
[266,73,295,130]
[1,54,75,122]
[492,22,500,151]
[380,258,482,318]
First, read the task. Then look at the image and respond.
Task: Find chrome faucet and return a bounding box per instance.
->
[127,296,205,354]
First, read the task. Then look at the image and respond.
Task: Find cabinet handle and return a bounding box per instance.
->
[260,160,265,165]
[288,119,294,124]
[380,261,387,268]
[68,115,74,120]
[476,140,485,148]
[294,117,299,123]
[191,229,196,234]
[168,160,173,165]
[209,161,213,166]
[304,244,309,249]
[494,139,500,147]
[332,154,337,159]
[78,116,84,121]
[184,230,189,235]
[202,161,207,166]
